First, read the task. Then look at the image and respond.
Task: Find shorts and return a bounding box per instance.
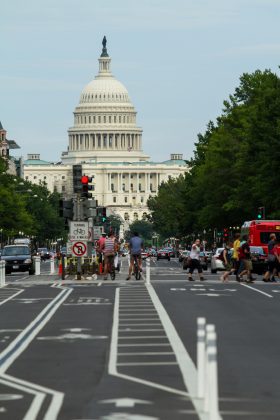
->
[130,254,141,263]
[104,254,114,265]
[224,262,232,271]
[244,259,253,271]
[188,258,202,274]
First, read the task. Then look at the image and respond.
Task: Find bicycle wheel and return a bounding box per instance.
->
[110,266,115,280]
[135,269,141,280]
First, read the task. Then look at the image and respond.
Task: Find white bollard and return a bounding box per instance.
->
[50,256,55,274]
[0,261,6,287]
[146,257,150,284]
[205,327,219,419]
[197,317,206,398]
[34,256,41,275]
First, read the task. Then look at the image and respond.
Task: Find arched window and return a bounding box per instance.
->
[124,212,129,221]
[133,212,138,221]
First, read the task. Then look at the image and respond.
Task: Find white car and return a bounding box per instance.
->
[210,248,225,273]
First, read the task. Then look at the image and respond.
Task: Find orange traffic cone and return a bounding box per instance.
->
[99,262,103,274]
[58,263,63,276]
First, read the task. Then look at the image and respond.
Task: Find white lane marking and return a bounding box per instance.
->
[118,343,172,347]
[119,329,164,332]
[118,336,167,340]
[0,289,24,306]
[118,352,174,356]
[37,334,107,341]
[117,362,178,366]
[108,288,189,398]
[0,287,72,373]
[119,323,162,326]
[99,397,152,407]
[146,283,215,420]
[240,284,273,297]
[2,373,64,420]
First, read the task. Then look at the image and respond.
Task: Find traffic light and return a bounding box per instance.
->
[59,199,73,219]
[257,206,265,220]
[81,175,93,199]
[223,228,229,241]
[82,199,97,219]
[73,164,83,193]
[101,207,107,223]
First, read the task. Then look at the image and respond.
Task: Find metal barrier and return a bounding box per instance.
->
[0,261,5,287]
[64,257,99,276]
[197,318,221,420]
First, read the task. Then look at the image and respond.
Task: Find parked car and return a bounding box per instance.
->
[250,246,268,274]
[141,251,149,259]
[182,251,208,270]
[179,250,190,263]
[0,245,35,275]
[210,248,226,273]
[37,247,51,260]
[149,249,158,258]
[157,249,170,261]
[204,251,212,263]
[199,251,208,270]
[165,247,176,257]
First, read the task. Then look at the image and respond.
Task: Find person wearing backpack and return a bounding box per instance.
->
[236,235,255,283]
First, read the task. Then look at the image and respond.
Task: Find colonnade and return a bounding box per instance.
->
[68,132,142,152]
[106,172,161,193]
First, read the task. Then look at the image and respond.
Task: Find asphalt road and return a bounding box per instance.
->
[0,257,280,420]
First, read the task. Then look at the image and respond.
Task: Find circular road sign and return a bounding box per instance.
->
[72,241,87,256]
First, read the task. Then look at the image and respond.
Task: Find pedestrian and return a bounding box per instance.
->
[188,238,204,281]
[237,235,255,283]
[263,233,278,282]
[232,233,241,276]
[97,233,107,270]
[220,243,235,282]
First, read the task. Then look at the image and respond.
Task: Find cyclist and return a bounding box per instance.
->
[102,231,118,280]
[126,232,144,281]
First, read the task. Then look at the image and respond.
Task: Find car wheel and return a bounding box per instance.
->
[211,268,217,274]
[29,269,35,275]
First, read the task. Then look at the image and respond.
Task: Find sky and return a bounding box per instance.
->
[1,0,280,163]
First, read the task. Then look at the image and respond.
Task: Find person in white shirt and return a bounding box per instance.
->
[188,238,204,281]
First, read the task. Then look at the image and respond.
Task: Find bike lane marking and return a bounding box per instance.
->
[0,284,73,420]
[0,288,24,306]
[240,283,274,298]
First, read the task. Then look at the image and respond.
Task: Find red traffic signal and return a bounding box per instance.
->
[81,175,92,184]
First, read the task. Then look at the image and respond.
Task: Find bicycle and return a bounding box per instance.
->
[133,254,141,280]
[107,255,115,280]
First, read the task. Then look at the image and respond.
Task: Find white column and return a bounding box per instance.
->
[136,173,139,193]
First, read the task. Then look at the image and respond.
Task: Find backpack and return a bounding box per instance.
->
[217,249,225,261]
[237,246,246,259]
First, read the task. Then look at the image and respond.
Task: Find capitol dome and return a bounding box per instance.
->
[61,37,150,164]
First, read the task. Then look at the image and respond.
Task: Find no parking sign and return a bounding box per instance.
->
[72,241,87,257]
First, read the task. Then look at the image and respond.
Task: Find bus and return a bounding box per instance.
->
[241,220,280,253]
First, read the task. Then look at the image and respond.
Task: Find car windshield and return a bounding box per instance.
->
[2,246,30,256]
[38,248,48,252]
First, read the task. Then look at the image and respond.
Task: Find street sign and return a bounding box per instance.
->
[72,241,87,256]
[69,221,89,242]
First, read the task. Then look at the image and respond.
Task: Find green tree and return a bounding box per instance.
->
[125,220,154,243]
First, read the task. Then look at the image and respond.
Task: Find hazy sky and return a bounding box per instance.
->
[1,0,280,163]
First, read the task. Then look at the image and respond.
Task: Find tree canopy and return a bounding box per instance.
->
[148,69,280,238]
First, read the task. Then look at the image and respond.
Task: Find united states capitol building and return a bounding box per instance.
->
[24,38,188,224]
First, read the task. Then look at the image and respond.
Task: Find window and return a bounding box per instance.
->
[113,197,116,203]
[62,186,66,192]
[124,212,129,221]
[133,212,138,220]
[104,116,106,123]
[109,116,111,123]
[62,176,65,179]
[98,116,101,123]
[111,183,114,191]
[124,197,128,203]
[143,212,147,220]
[114,116,116,123]
[33,176,37,179]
